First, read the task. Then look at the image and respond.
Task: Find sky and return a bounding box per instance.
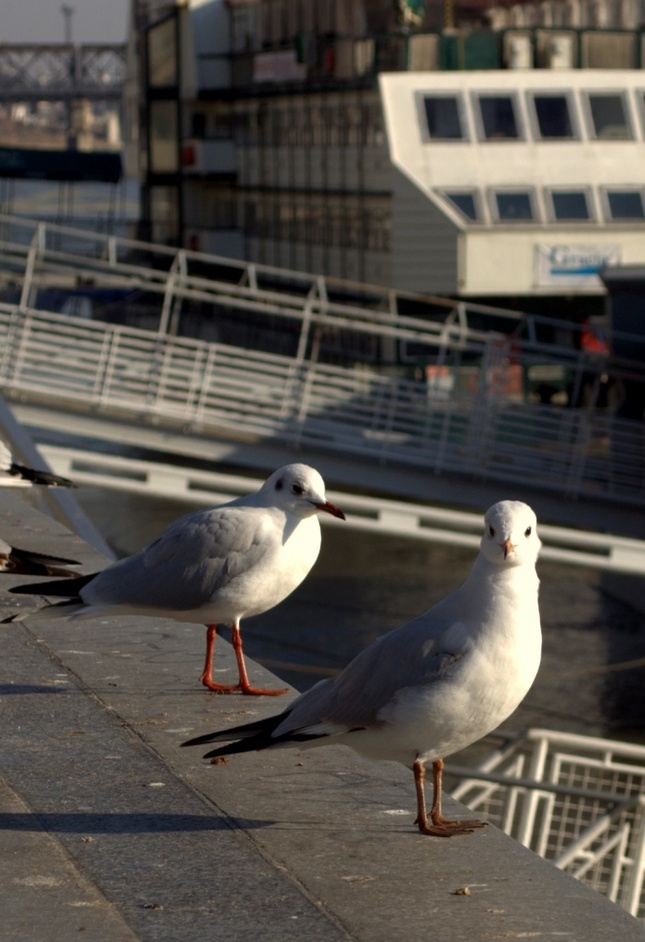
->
[0,0,129,44]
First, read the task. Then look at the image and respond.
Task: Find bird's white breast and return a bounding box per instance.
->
[350,574,541,768]
[204,512,323,622]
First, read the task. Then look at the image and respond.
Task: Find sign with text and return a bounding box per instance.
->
[535,243,621,287]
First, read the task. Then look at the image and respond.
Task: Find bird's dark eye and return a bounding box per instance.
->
[275,478,283,490]
[524,526,532,537]
[292,483,304,496]
[488,525,495,537]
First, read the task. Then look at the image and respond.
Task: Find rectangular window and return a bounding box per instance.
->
[422,95,465,140]
[494,191,534,221]
[443,191,479,222]
[149,100,178,173]
[550,190,591,221]
[147,17,178,87]
[531,94,575,139]
[606,190,645,220]
[586,93,632,140]
[477,94,520,140]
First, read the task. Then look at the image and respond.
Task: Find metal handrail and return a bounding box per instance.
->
[0,216,643,508]
[0,302,643,507]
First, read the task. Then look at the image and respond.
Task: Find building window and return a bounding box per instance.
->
[421,95,465,140]
[149,100,179,173]
[586,93,633,140]
[605,190,645,220]
[191,112,207,139]
[494,190,534,221]
[549,190,591,221]
[147,17,178,87]
[531,94,576,139]
[149,185,179,244]
[477,94,520,140]
[442,190,480,222]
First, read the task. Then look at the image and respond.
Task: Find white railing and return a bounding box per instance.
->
[0,215,643,508]
[450,729,645,918]
[0,302,644,507]
[39,444,645,574]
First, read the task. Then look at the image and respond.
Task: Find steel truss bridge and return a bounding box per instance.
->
[0,43,125,103]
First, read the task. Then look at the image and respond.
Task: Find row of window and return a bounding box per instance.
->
[441,186,645,225]
[232,99,385,148]
[244,199,391,251]
[420,89,645,143]
[230,0,359,54]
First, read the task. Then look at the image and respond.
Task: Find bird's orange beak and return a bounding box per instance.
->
[502,538,517,559]
[314,500,346,520]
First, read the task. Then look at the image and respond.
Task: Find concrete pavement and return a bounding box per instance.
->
[0,491,642,941]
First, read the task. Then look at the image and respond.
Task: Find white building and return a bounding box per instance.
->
[129,0,645,312]
[379,69,645,301]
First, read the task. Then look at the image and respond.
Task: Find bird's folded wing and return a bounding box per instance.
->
[81,506,278,610]
[276,608,466,737]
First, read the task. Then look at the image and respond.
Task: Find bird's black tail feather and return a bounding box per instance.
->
[2,548,81,578]
[181,709,327,759]
[182,712,290,757]
[9,571,97,598]
[11,463,75,488]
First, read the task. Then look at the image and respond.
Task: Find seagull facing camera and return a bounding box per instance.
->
[182,500,542,836]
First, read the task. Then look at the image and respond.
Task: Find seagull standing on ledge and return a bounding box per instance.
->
[7,464,345,696]
[183,500,542,835]
[0,441,74,488]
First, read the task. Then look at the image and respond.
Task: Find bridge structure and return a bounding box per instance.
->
[0,43,125,104]
[0,212,643,552]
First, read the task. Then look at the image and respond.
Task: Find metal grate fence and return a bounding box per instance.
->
[450,729,645,918]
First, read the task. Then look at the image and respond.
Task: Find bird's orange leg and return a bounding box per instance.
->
[230,622,288,696]
[413,758,487,837]
[199,624,241,693]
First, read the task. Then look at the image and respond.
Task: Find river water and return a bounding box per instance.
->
[72,482,645,747]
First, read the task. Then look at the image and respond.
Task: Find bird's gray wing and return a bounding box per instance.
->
[83,505,278,611]
[276,595,468,737]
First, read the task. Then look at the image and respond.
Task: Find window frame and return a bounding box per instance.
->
[528,91,579,141]
[473,91,523,142]
[417,91,469,143]
[546,187,594,223]
[602,187,645,222]
[438,188,484,225]
[490,188,538,223]
[583,91,634,141]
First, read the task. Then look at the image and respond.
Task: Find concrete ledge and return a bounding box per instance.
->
[0,492,642,941]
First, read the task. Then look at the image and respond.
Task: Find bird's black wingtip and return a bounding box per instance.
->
[180,733,213,748]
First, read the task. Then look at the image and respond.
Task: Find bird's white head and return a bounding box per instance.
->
[261,464,346,520]
[480,500,541,568]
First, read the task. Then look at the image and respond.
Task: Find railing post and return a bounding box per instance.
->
[19,223,46,312]
[282,277,326,440]
[515,733,550,849]
[159,251,185,336]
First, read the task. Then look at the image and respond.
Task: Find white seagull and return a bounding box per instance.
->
[182,500,542,835]
[0,441,74,488]
[7,463,345,696]
[0,538,80,577]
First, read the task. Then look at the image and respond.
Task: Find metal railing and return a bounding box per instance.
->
[37,444,645,574]
[0,216,643,509]
[450,728,645,918]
